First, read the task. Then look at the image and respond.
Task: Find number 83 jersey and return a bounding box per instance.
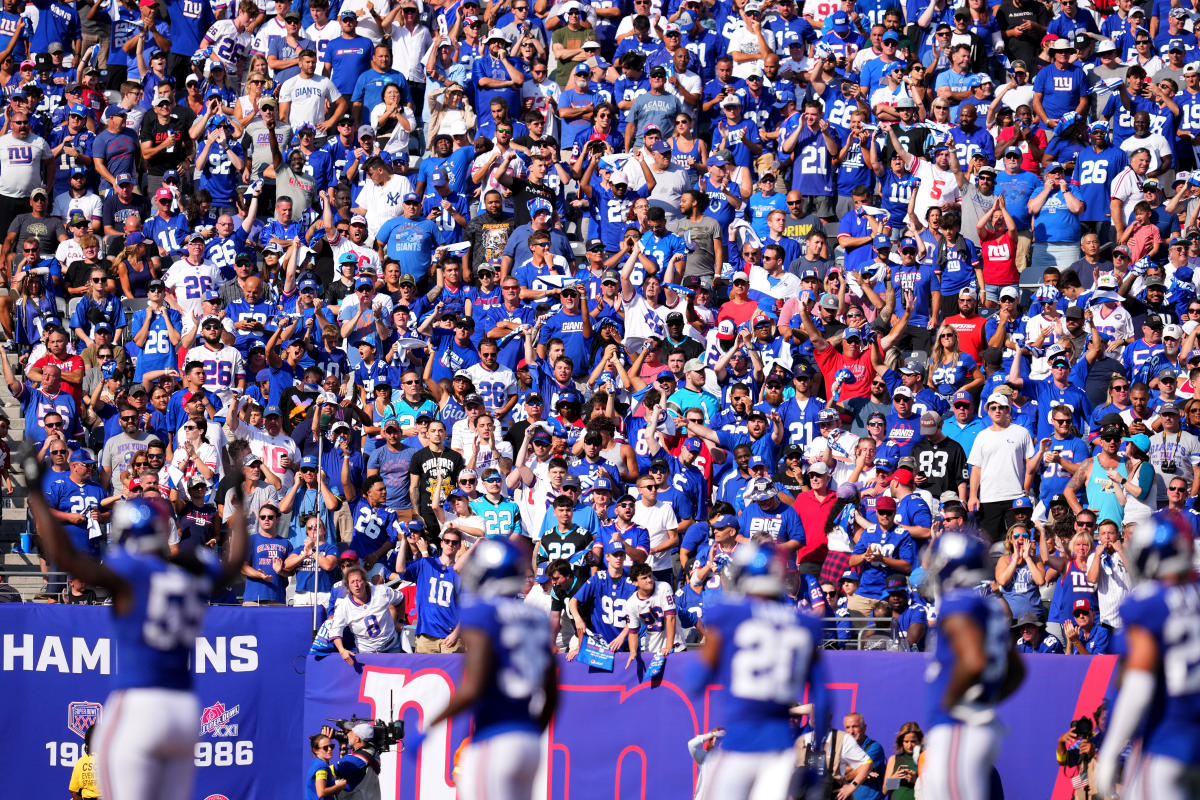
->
[704,596,822,752]
[105,547,222,692]
[1119,580,1200,762]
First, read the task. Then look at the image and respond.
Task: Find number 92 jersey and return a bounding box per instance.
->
[105,547,222,692]
[703,596,822,752]
[459,596,552,740]
[1119,581,1200,762]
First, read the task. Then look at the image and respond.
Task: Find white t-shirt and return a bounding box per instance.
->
[911,158,960,220]
[633,500,678,570]
[0,133,51,196]
[53,191,103,224]
[967,424,1035,503]
[279,74,342,129]
[328,232,383,275]
[1085,548,1133,627]
[1120,133,1172,173]
[727,26,776,79]
[231,417,301,492]
[356,174,412,240]
[624,581,676,653]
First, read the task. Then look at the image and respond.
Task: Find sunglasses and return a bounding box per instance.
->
[259,514,278,521]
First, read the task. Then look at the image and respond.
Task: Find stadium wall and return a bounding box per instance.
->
[1,607,1118,800]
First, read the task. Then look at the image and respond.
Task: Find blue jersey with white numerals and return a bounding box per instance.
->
[105,547,223,691]
[1118,580,1200,761]
[402,556,460,638]
[702,596,825,752]
[460,595,552,739]
[574,569,638,644]
[926,590,1012,728]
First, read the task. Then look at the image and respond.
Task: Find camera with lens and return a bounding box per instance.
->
[1070,716,1093,741]
[1161,461,1177,474]
[326,716,406,754]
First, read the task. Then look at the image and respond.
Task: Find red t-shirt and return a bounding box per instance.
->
[31,354,85,406]
[793,488,837,567]
[979,224,1018,288]
[717,298,762,328]
[944,313,989,361]
[813,341,876,400]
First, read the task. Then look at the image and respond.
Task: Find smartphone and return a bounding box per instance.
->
[884,778,901,791]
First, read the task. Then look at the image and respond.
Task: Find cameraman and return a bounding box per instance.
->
[1056,715,1102,800]
[332,723,381,800]
[306,731,347,800]
[1085,518,1131,631]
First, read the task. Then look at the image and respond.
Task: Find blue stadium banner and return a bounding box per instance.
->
[304,651,1118,800]
[0,606,312,800]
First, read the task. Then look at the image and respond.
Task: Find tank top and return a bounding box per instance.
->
[891,752,918,800]
[1086,456,1126,527]
[1049,558,1097,623]
[1001,557,1042,619]
[125,258,154,298]
[671,136,702,182]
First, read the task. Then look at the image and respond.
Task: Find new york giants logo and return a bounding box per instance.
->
[67,701,102,739]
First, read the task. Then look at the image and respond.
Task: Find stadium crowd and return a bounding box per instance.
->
[3,0,1200,678]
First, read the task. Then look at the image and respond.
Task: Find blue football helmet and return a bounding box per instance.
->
[1127,510,1195,582]
[459,538,528,597]
[113,497,174,554]
[726,541,785,597]
[925,532,988,593]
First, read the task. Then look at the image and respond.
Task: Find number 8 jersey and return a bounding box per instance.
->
[703,596,823,752]
[105,547,222,691]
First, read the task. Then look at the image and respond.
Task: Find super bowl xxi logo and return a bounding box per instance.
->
[200,701,240,738]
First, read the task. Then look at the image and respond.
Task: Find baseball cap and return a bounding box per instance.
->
[154,186,173,202]
[1073,598,1092,614]
[919,411,941,434]
[986,393,1010,407]
[874,495,897,512]
[716,319,737,339]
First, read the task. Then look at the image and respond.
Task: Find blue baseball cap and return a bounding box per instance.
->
[1011,495,1033,510]
[556,388,582,406]
[843,326,864,341]
[103,104,127,120]
[952,390,972,405]
[707,154,727,168]
[68,103,88,117]
[300,455,318,469]
[886,574,908,593]
[70,450,95,464]
[264,405,282,417]
[592,476,614,493]
[773,90,795,108]
[402,192,419,203]
[830,10,850,29]
[255,368,271,382]
[431,169,448,187]
[70,165,87,177]
[298,277,319,293]
[747,454,769,469]
[529,197,553,216]
[873,234,892,251]
[711,514,739,530]
[115,172,135,186]
[684,437,703,453]
[898,237,918,251]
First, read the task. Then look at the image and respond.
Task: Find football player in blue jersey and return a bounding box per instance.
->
[1095,510,1200,800]
[419,539,557,800]
[690,541,830,800]
[29,458,248,800]
[921,532,1024,800]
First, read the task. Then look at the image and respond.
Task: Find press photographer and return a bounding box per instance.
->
[1056,709,1105,799]
[319,715,406,800]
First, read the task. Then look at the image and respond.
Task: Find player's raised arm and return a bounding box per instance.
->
[25,449,130,606]
[219,483,250,585]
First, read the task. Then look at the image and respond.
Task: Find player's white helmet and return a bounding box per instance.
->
[113,497,174,554]
[726,541,786,597]
[1127,509,1195,582]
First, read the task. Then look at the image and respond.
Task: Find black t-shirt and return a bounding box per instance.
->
[140,111,192,175]
[408,446,464,508]
[996,0,1050,67]
[466,211,515,269]
[909,437,969,499]
[8,213,66,256]
[507,176,557,228]
[176,501,218,552]
[66,258,111,292]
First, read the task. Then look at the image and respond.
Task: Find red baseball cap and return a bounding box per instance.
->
[1072,598,1091,614]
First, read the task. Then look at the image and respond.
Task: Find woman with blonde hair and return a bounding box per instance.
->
[1043,526,1099,648]
[927,324,982,399]
[114,233,158,299]
[883,722,923,799]
[234,67,272,128]
[995,523,1045,621]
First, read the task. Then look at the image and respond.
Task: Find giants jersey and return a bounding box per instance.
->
[328,585,405,652]
[105,547,222,691]
[625,582,676,653]
[1119,581,1200,761]
[233,420,301,492]
[201,20,251,76]
[187,343,244,400]
[459,595,552,740]
[926,590,1012,728]
[703,596,822,752]
[164,259,222,325]
[574,570,637,644]
[459,363,516,416]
